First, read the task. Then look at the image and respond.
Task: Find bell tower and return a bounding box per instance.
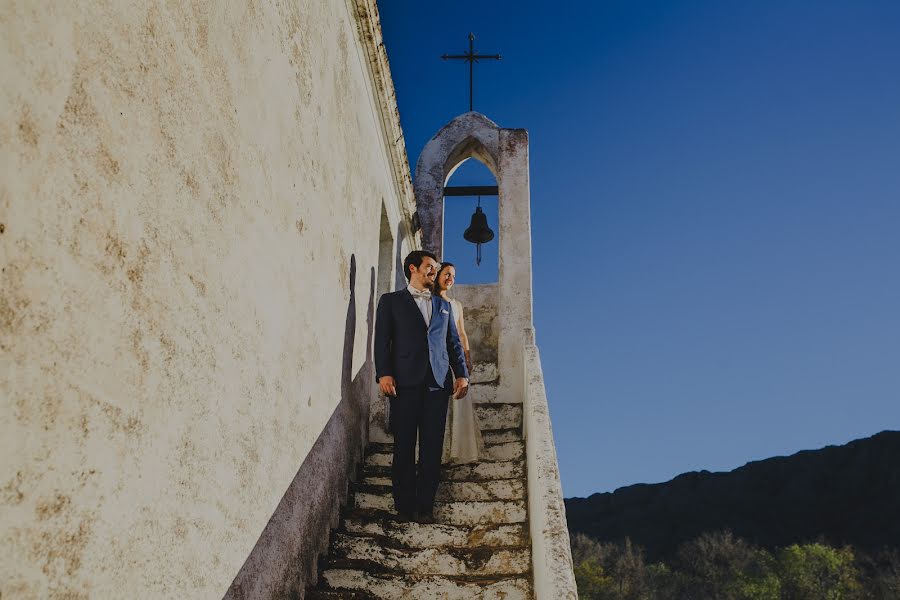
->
[413,111,533,406]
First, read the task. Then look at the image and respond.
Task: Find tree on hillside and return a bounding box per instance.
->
[572,534,613,598]
[570,534,652,599]
[776,543,862,600]
[569,531,893,599]
[574,556,613,599]
[857,548,900,599]
[667,530,779,600]
[571,532,605,564]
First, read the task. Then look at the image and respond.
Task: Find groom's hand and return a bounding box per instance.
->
[453,377,469,399]
[379,376,397,397]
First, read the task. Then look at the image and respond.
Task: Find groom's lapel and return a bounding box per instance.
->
[401,289,427,329]
[431,296,449,332]
[429,296,441,332]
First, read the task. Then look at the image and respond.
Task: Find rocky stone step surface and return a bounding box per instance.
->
[328,533,531,577]
[363,459,524,482]
[366,441,524,467]
[372,404,523,433]
[469,362,499,384]
[341,517,528,549]
[434,499,528,526]
[474,403,522,430]
[354,478,525,502]
[310,569,532,600]
[350,497,527,526]
[481,427,522,444]
[468,382,502,404]
[366,436,523,455]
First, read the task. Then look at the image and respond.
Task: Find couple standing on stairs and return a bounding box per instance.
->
[374,250,484,524]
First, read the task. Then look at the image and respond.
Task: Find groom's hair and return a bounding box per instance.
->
[403,250,437,281]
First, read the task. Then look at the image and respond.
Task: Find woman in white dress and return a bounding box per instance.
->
[434,262,485,464]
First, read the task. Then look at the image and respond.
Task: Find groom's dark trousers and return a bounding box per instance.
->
[391,369,452,514]
[374,288,468,516]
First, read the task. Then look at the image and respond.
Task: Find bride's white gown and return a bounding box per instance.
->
[442,298,485,464]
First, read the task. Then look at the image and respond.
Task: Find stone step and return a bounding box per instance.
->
[468,382,501,404]
[475,403,522,430]
[436,480,524,502]
[352,491,392,512]
[437,500,527,526]
[306,589,375,599]
[366,403,522,435]
[363,459,524,482]
[367,438,523,456]
[443,459,525,482]
[351,494,528,525]
[360,475,393,486]
[366,427,520,450]
[469,362,499,384]
[365,441,523,468]
[314,569,532,600]
[354,478,525,504]
[341,518,527,549]
[481,428,522,444]
[326,533,531,577]
[348,499,527,526]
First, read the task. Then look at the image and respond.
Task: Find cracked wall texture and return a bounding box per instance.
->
[450,284,499,366]
[0,1,413,597]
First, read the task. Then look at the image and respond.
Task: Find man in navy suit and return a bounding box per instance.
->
[374,250,469,523]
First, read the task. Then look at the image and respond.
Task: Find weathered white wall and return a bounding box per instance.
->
[450,284,499,366]
[522,338,578,599]
[0,1,414,598]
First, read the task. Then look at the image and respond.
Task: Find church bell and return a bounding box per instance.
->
[463,197,495,266]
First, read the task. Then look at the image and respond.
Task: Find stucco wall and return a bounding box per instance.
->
[1,1,414,598]
[451,284,499,366]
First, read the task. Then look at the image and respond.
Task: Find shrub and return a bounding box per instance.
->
[776,543,862,600]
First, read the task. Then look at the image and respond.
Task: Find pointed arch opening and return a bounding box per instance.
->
[443,136,499,182]
[442,156,499,284]
[414,112,502,259]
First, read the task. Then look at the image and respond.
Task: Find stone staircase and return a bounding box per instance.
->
[306,365,534,599]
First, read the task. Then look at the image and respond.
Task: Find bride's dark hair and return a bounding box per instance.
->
[434,262,456,293]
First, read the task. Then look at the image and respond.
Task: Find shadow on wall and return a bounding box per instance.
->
[395,221,406,291]
[225,255,377,600]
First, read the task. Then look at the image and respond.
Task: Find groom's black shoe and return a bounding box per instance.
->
[415,512,437,524]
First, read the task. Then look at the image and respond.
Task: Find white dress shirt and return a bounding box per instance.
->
[406,284,432,326]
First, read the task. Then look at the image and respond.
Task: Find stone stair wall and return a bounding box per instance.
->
[522,333,578,598]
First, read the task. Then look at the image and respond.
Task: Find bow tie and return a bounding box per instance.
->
[409,289,432,301]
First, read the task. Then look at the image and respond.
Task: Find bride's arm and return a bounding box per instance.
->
[456,303,472,371]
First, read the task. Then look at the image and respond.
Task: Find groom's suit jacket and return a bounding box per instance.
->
[374,289,469,389]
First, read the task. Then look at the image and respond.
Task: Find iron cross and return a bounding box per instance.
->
[442,33,501,112]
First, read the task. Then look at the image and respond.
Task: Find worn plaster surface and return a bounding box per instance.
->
[1,0,415,598]
[449,284,499,366]
[523,342,579,599]
[495,128,533,407]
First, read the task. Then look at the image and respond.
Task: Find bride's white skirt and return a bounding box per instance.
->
[442,394,485,464]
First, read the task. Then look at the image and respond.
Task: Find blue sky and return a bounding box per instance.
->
[378,1,900,497]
